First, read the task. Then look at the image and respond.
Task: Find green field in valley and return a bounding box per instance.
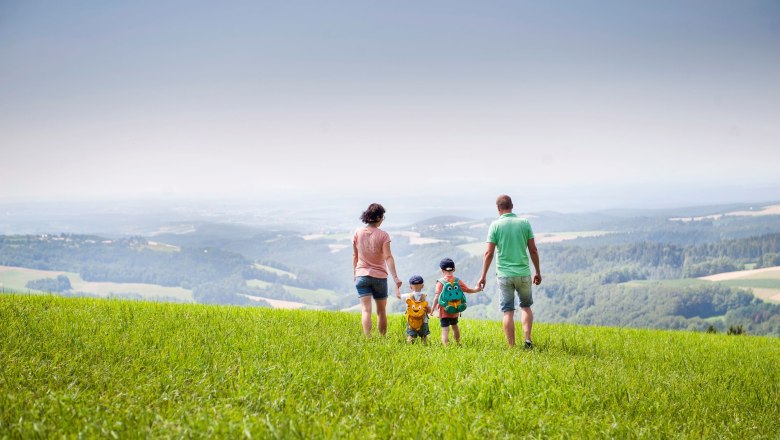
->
[697,266,780,303]
[0,266,193,302]
[252,263,297,279]
[1,294,777,438]
[246,279,340,306]
[457,242,487,257]
[623,277,780,303]
[457,231,610,257]
[717,279,780,289]
[622,279,709,288]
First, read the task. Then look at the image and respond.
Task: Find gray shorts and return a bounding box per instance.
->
[498,276,533,312]
[406,322,430,337]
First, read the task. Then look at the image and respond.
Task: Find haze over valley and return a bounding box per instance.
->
[2,197,779,336]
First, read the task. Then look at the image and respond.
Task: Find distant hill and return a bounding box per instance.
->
[2,201,780,335]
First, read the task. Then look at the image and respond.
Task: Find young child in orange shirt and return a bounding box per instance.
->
[430,258,481,345]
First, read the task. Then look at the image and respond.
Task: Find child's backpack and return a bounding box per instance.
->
[405,294,428,331]
[438,278,467,314]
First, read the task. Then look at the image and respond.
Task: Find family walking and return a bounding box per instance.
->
[352,195,542,348]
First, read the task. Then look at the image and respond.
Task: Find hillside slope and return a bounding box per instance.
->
[0,294,777,438]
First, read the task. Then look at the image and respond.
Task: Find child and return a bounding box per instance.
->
[431,258,482,346]
[395,275,431,343]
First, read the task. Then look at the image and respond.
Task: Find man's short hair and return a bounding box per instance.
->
[496,195,513,210]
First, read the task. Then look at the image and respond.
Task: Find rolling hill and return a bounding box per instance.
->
[0,294,777,438]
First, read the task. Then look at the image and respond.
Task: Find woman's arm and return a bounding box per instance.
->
[382,241,402,288]
[352,239,359,281]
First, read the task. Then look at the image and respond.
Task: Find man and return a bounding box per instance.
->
[477,195,542,348]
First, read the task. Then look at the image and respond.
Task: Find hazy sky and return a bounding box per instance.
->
[1,1,779,208]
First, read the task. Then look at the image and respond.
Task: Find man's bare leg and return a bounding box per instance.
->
[503,311,515,347]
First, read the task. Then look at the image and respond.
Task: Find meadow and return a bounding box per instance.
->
[701,266,780,303]
[457,231,609,258]
[622,266,780,304]
[1,294,778,439]
[0,266,193,302]
[246,279,342,307]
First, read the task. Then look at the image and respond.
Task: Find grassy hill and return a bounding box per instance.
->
[1,294,778,438]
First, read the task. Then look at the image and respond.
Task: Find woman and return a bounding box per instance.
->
[352,203,402,336]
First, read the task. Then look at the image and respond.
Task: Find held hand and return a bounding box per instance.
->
[393,277,403,289]
[477,276,486,291]
[533,274,542,285]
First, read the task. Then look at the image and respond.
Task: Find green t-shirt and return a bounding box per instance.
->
[486,213,535,277]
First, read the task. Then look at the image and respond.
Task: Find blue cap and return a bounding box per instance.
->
[408,275,424,285]
[439,258,455,271]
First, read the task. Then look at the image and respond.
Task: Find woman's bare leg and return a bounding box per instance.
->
[375,298,388,336]
[360,296,373,336]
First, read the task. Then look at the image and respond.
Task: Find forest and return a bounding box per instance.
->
[1,207,779,335]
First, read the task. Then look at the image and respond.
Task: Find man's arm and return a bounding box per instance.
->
[477,242,496,290]
[383,241,402,288]
[528,238,542,285]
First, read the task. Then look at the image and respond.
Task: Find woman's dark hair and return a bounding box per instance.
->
[360,203,386,224]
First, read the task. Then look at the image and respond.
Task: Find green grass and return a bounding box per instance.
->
[1,294,778,438]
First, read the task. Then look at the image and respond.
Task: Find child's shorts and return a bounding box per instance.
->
[407,322,430,337]
[440,317,459,327]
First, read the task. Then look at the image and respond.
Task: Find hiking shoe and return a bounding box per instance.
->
[524,340,533,350]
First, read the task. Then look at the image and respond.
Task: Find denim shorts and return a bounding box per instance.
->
[355,276,388,300]
[406,321,430,337]
[498,276,533,312]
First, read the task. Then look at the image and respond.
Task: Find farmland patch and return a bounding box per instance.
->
[0,265,193,301]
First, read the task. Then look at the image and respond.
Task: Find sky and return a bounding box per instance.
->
[1,1,779,211]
